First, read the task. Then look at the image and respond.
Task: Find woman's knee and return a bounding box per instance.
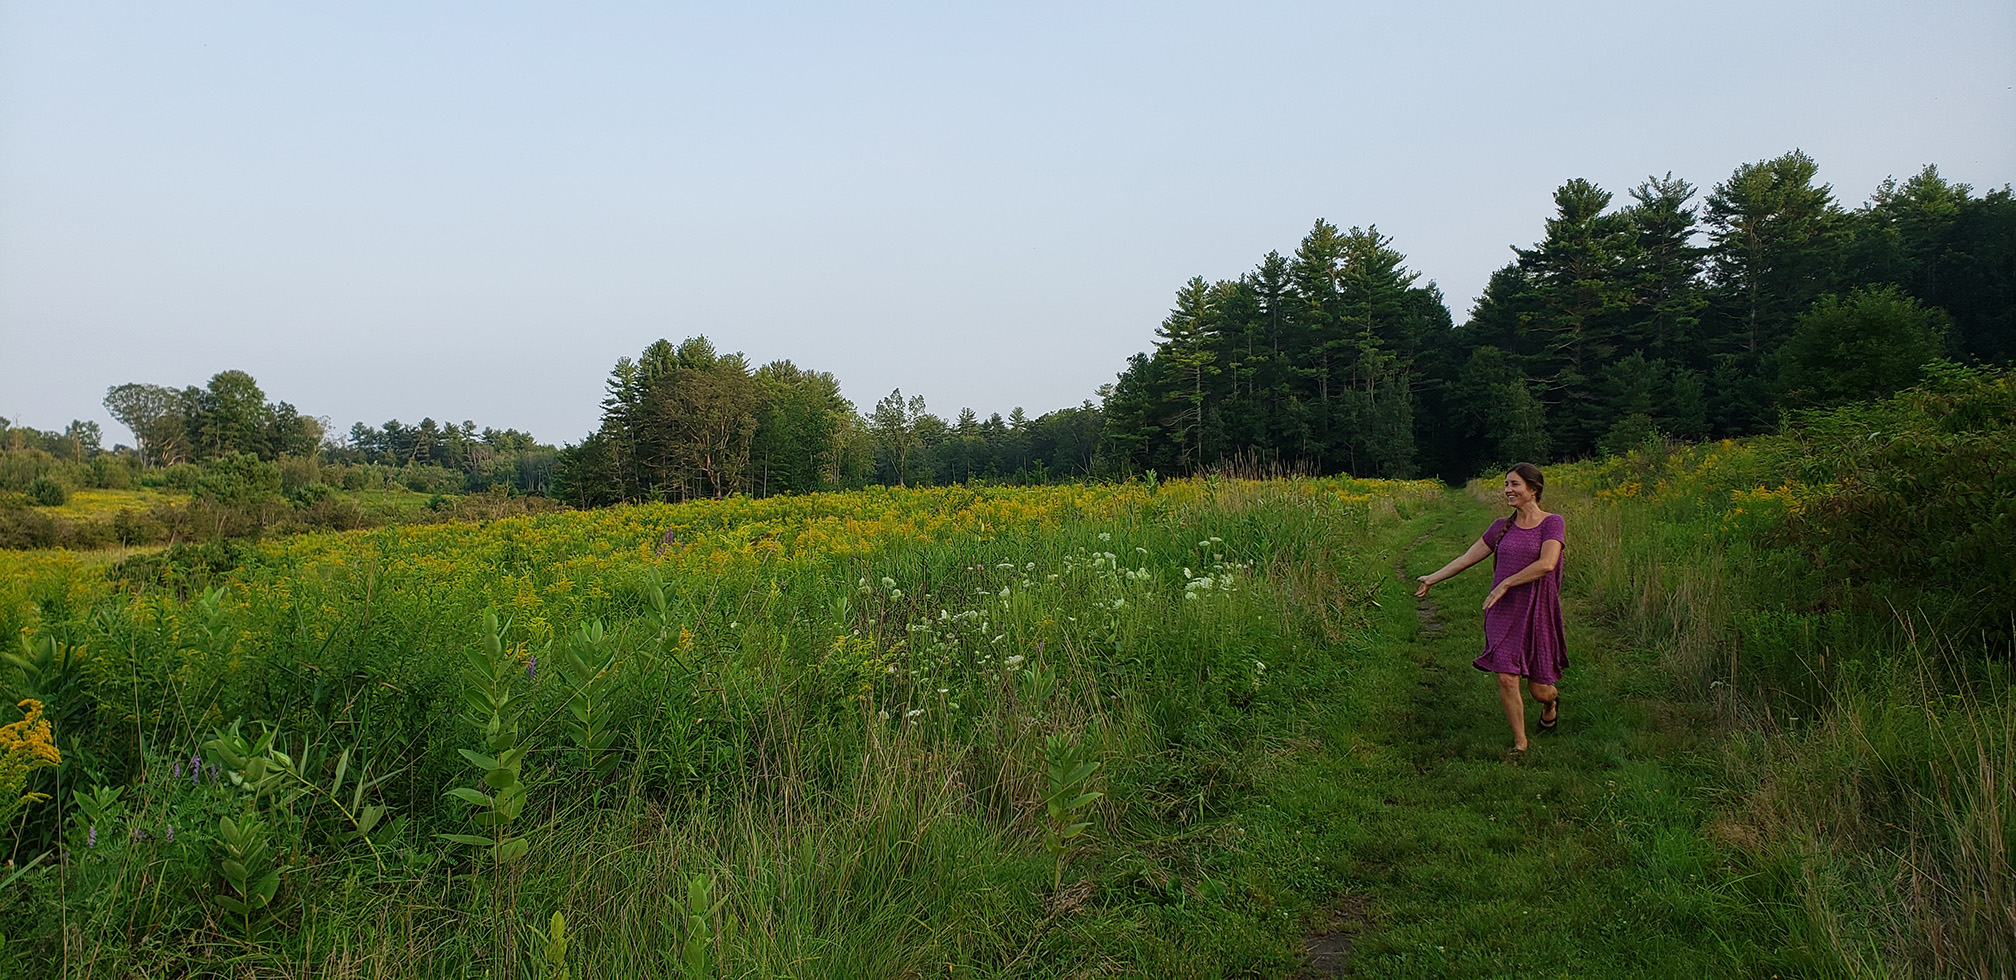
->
[1496,672,1522,692]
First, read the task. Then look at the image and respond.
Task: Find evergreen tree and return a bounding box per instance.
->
[1514,179,1636,458]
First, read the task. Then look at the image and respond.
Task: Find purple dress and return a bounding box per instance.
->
[1473,513,1567,683]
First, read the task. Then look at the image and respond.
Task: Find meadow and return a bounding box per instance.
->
[1548,364,2015,978]
[2,366,2010,979]
[1,476,1447,977]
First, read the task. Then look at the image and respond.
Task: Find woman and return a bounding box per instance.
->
[1414,463,1565,757]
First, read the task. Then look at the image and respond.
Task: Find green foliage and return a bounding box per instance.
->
[664,873,736,979]
[22,479,65,508]
[1041,732,1103,890]
[67,784,126,847]
[1103,152,2013,482]
[1559,371,2016,974]
[1779,285,1947,409]
[556,619,622,780]
[1776,364,2016,642]
[204,720,396,865]
[212,808,285,942]
[439,611,536,866]
[526,910,571,980]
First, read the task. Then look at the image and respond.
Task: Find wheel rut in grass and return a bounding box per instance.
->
[1396,525,1448,642]
[1293,523,1449,978]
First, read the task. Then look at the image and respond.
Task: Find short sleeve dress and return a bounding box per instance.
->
[1472,512,1568,684]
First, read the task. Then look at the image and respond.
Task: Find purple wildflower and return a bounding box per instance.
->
[209,763,221,781]
[173,760,183,779]
[87,825,96,848]
[190,762,201,784]
[167,825,176,843]
[527,654,538,682]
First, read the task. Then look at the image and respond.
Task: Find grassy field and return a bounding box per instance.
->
[2,437,2004,976]
[3,477,1453,977]
[41,488,191,520]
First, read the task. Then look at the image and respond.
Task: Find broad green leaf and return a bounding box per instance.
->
[457,748,500,770]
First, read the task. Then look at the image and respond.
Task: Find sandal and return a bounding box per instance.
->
[1537,695,1560,734]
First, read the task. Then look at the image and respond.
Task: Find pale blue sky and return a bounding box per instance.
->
[4,1,2012,446]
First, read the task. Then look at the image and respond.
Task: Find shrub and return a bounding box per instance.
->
[24,478,67,508]
[85,456,140,490]
[161,463,203,490]
[1780,286,1948,410]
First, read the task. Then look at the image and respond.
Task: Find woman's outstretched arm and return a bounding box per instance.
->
[1415,537,1493,597]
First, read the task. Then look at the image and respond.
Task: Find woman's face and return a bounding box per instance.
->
[1504,471,1536,507]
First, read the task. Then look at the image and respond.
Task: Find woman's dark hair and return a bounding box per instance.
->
[1492,463,1546,550]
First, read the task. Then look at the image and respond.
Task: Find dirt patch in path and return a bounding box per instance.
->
[1295,896,1374,978]
[1395,525,1447,641]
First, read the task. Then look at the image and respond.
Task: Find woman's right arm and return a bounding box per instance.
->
[1414,537,1493,598]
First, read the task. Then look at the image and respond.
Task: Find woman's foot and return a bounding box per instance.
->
[1538,695,1560,733]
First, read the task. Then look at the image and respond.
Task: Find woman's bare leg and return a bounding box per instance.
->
[1496,672,1528,751]
[1528,680,1559,726]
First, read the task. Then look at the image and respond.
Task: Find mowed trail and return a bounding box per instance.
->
[1280,491,1767,979]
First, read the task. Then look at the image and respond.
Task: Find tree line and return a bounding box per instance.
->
[10,149,2008,518]
[1107,153,2012,480]
[552,337,1106,506]
[555,152,2010,503]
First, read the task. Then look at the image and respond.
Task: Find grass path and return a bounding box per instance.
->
[1262,490,1775,978]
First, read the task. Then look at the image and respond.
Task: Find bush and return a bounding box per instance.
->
[85,456,140,490]
[1775,363,2016,644]
[0,450,58,493]
[24,478,67,507]
[277,455,321,494]
[1780,286,1948,410]
[161,463,203,490]
[0,495,59,549]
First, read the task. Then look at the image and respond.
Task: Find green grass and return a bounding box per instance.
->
[3,482,1889,977]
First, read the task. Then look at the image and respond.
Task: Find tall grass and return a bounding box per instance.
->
[1,476,1436,977]
[1548,368,2016,977]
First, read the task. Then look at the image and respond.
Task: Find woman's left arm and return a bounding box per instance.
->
[1483,539,1562,610]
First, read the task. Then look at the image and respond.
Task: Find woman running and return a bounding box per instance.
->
[1413,463,1565,757]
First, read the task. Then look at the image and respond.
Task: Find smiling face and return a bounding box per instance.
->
[1503,470,1537,508]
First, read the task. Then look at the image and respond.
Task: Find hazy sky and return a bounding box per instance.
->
[4,2,2012,447]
